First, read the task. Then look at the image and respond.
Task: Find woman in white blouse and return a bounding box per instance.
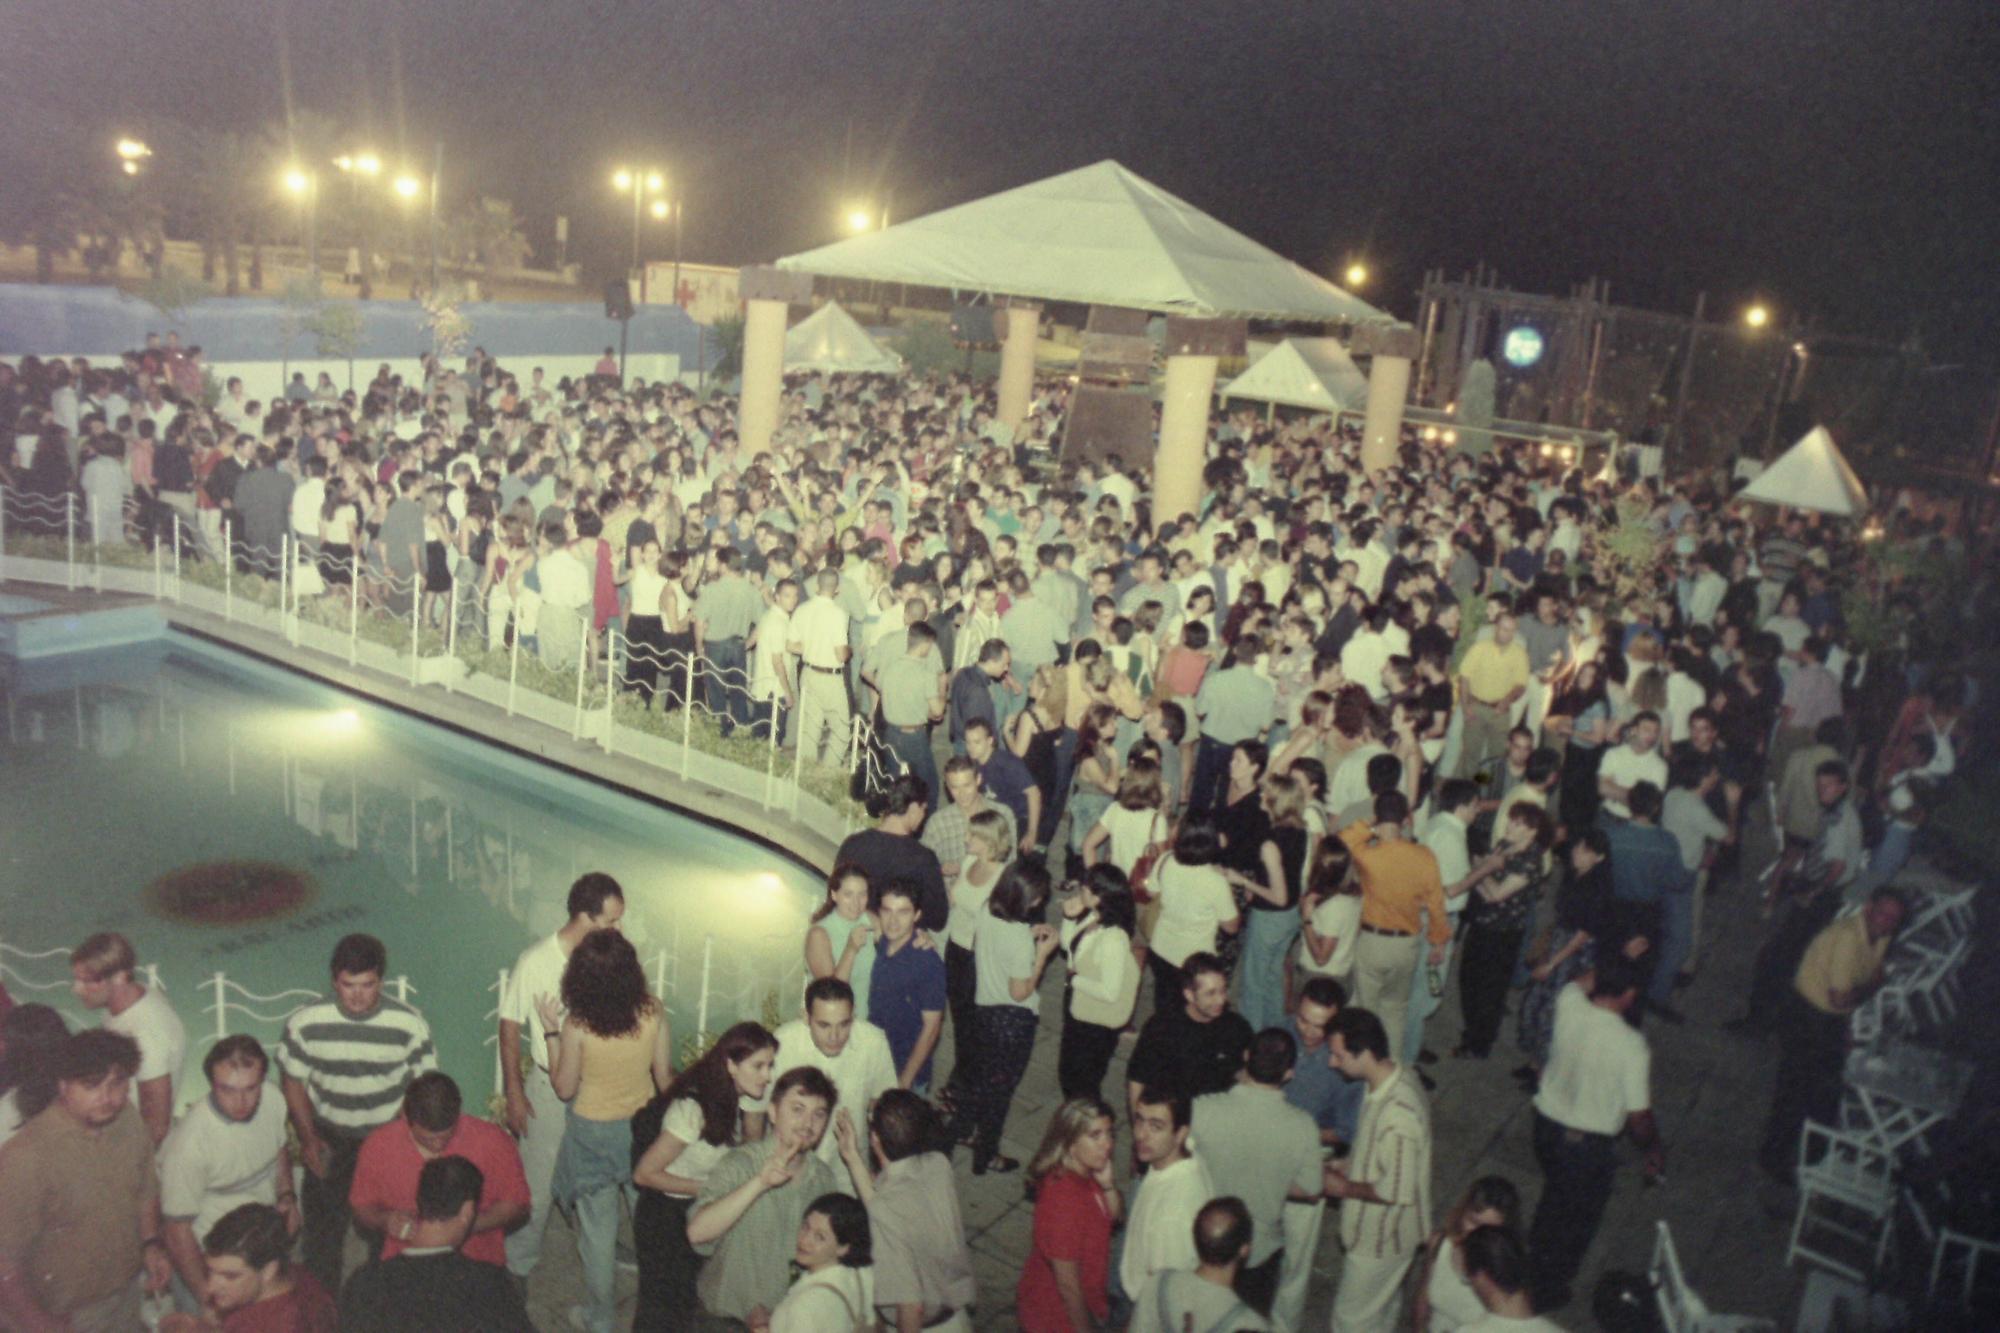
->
[1143,816,1241,1003]
[1056,865,1140,1102]
[748,1194,874,1333]
[630,1022,779,1331]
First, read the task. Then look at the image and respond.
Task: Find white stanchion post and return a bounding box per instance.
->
[409,579,421,686]
[571,634,588,740]
[445,568,459,688]
[507,629,519,716]
[90,498,101,590]
[603,634,616,754]
[696,934,714,1040]
[765,695,780,808]
[224,544,233,621]
[650,949,668,1001]
[152,525,161,597]
[172,515,182,600]
[279,536,290,635]
[791,705,807,817]
[492,968,510,1095]
[680,653,695,779]
[64,493,75,590]
[847,714,860,775]
[348,554,360,665]
[211,972,230,1041]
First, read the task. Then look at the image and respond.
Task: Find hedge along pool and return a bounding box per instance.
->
[0,630,818,1109]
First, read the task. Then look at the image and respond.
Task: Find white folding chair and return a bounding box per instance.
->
[1788,1120,1897,1282]
[1653,1219,1710,1332]
[1928,1228,2000,1313]
[1906,935,1970,1032]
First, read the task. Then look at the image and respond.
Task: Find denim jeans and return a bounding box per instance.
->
[1239,909,1300,1033]
[556,1111,638,1333]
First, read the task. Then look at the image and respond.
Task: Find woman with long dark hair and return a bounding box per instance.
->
[804,863,877,1024]
[1144,817,1241,1002]
[1055,864,1139,1101]
[960,859,1060,1174]
[1224,771,1311,1033]
[1454,805,1555,1060]
[0,1004,68,1147]
[1016,1098,1121,1332]
[537,929,671,1333]
[1064,703,1122,865]
[629,1021,778,1331]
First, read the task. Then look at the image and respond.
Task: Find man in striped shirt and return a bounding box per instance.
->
[1324,1007,1434,1333]
[277,933,437,1292]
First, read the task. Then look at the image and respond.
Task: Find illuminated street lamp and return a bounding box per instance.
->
[282,167,319,274]
[1344,261,1369,289]
[115,138,152,175]
[612,166,669,275]
[1744,303,1771,329]
[392,174,422,199]
[846,207,876,234]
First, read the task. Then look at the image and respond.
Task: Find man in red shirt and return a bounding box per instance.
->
[349,1073,530,1267]
[163,1203,336,1332]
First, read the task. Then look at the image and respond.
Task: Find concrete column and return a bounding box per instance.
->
[1153,353,1218,521]
[996,305,1040,428]
[1360,353,1411,474]
[738,296,787,456]
[1351,322,1422,475]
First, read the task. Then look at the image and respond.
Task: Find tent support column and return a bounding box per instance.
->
[996,304,1040,428]
[736,266,815,456]
[1354,323,1421,475]
[1153,318,1244,522]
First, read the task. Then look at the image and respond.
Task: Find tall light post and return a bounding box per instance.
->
[334,152,382,294]
[613,167,666,292]
[283,167,319,276]
[115,137,152,177]
[649,197,686,307]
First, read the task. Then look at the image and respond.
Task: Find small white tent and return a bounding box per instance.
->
[1735,425,1869,516]
[1220,337,1370,413]
[784,302,904,374]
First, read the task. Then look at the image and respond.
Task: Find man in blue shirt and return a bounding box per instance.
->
[868,882,947,1094]
[965,719,1040,856]
[1601,782,1691,1023]
[947,640,1010,752]
[1273,976,1364,1330]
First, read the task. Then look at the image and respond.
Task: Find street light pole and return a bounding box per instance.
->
[672,201,684,309]
[429,140,443,294]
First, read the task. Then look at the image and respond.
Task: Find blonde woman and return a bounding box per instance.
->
[1009,665,1067,849]
[1065,703,1122,859]
[1223,772,1312,1032]
[937,810,1009,1121]
[1016,1098,1121,1331]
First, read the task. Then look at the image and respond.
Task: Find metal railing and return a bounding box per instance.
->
[1,484,926,848]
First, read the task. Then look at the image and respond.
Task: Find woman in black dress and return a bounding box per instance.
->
[1212,740,1272,974]
[1454,805,1555,1059]
[1009,665,1068,849]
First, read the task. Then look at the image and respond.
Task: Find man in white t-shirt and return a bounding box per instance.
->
[496,872,626,1279]
[1123,1087,1214,1332]
[749,577,800,739]
[70,930,186,1145]
[751,978,898,1193]
[1528,955,1661,1311]
[1596,712,1667,821]
[159,1036,294,1311]
[1407,779,1482,1064]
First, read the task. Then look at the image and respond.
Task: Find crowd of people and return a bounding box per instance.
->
[0,331,1991,1330]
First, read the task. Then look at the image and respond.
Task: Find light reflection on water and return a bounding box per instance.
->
[0,634,817,1107]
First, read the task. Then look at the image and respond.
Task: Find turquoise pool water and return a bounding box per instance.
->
[0,631,818,1110]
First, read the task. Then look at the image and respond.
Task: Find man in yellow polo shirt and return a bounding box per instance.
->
[1757,889,1907,1179]
[1456,609,1531,779]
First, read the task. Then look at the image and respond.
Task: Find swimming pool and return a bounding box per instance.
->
[0,630,819,1109]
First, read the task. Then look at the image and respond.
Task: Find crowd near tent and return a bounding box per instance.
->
[779,160,1390,323]
[1736,425,1870,516]
[783,302,905,374]
[1221,337,1371,413]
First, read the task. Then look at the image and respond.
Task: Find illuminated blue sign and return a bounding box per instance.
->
[1502,325,1545,368]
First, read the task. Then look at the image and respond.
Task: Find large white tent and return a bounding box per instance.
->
[783,302,904,374]
[1220,337,1371,413]
[1735,425,1870,516]
[777,160,1388,323]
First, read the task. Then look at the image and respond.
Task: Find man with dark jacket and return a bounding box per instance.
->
[339,1156,533,1333]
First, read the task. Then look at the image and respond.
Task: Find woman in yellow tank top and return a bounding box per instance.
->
[538,928,672,1333]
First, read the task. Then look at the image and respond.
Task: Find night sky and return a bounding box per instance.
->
[6,0,1997,357]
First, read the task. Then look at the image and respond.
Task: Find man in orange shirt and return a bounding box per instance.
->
[1340,791,1450,1051]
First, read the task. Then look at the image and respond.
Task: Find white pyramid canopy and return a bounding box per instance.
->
[777,161,1388,324]
[783,302,904,374]
[1220,337,1370,412]
[1735,425,1869,516]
